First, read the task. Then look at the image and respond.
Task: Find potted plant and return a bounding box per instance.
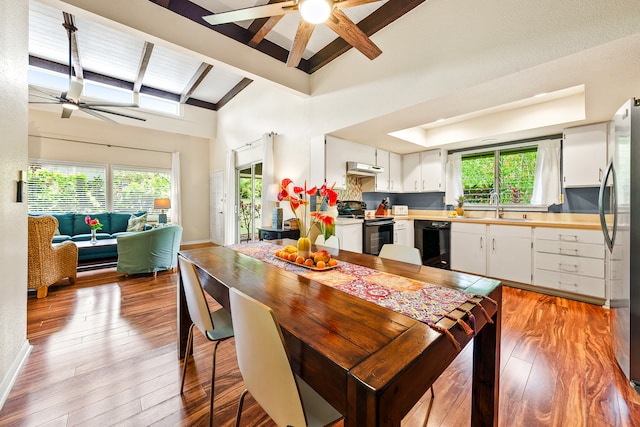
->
[456,196,465,216]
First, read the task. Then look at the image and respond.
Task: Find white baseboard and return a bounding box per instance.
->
[0,340,32,411]
[181,239,213,246]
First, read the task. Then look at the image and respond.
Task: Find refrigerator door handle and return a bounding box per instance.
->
[598,160,617,252]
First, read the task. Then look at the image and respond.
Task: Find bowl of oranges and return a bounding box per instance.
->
[274,245,339,270]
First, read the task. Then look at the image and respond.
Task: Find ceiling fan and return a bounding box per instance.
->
[29,13,146,124]
[203,0,383,67]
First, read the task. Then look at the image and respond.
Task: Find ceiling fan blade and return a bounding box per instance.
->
[29,93,60,102]
[79,102,140,108]
[287,19,316,67]
[84,106,147,122]
[333,0,382,9]
[249,15,285,47]
[80,108,119,125]
[203,0,297,25]
[66,79,84,102]
[61,108,74,119]
[325,8,382,60]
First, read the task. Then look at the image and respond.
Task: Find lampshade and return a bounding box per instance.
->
[299,0,331,24]
[154,198,171,210]
[266,183,280,202]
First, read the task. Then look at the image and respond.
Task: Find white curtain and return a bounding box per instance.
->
[531,139,561,206]
[171,152,182,225]
[444,153,463,205]
[225,149,237,245]
[260,132,275,227]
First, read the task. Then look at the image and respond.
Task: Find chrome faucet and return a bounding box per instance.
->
[489,190,501,218]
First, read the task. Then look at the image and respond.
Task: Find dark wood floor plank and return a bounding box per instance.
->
[3,258,640,426]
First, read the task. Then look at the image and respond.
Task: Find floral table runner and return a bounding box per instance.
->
[228,242,492,346]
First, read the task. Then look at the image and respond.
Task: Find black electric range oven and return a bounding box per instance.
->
[337,200,395,256]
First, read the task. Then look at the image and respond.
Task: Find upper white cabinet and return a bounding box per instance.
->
[311,135,376,190]
[402,148,446,192]
[375,149,402,192]
[562,122,608,187]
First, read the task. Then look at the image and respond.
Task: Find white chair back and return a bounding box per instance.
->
[229,288,308,426]
[379,244,422,266]
[178,256,214,335]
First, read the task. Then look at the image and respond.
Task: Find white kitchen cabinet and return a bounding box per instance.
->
[562,122,608,187]
[393,219,409,246]
[324,136,376,190]
[402,148,446,192]
[452,222,532,283]
[451,222,487,275]
[487,225,532,284]
[335,221,363,253]
[533,227,605,300]
[375,149,402,192]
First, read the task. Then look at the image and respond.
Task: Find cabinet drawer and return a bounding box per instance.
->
[489,224,531,238]
[534,268,605,298]
[535,239,604,259]
[535,252,604,278]
[452,222,485,234]
[534,227,603,245]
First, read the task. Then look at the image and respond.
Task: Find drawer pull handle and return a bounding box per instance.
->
[559,234,579,242]
[558,281,578,288]
[558,263,579,272]
[558,248,579,256]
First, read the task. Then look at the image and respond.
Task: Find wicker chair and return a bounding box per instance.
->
[28,216,78,298]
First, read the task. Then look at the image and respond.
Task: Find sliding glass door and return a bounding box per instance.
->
[236,162,262,243]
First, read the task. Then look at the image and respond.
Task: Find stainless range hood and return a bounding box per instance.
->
[346,161,383,177]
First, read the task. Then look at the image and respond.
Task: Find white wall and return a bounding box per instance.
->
[28,109,214,243]
[0,0,30,409]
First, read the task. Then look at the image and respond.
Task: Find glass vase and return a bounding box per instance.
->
[90,228,97,245]
[297,237,310,259]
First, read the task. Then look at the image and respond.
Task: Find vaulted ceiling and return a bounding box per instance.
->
[28,0,419,115]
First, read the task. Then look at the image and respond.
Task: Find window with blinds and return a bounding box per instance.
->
[27,162,107,213]
[461,145,537,205]
[111,166,171,214]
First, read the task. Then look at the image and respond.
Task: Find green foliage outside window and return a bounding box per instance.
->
[461,146,537,205]
[28,165,106,213]
[112,169,170,213]
[238,175,262,241]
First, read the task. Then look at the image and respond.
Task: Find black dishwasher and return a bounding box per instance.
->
[414,220,451,269]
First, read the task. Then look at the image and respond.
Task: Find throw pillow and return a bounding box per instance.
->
[127,213,147,232]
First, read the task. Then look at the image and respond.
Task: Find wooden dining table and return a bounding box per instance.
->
[177,240,501,426]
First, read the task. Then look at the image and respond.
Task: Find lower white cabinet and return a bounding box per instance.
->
[451,223,487,275]
[335,222,363,253]
[451,223,532,284]
[394,219,409,246]
[533,227,605,299]
[487,225,532,284]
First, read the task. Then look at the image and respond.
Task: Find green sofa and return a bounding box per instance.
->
[116,225,183,276]
[29,212,148,262]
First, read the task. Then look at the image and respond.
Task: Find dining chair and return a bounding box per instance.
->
[229,287,343,427]
[379,243,422,265]
[377,243,435,423]
[178,255,234,426]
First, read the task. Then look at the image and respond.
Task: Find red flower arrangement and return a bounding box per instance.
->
[84,215,103,231]
[277,178,337,239]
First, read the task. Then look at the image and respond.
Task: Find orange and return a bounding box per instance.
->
[316,261,326,269]
[328,259,338,267]
[288,253,297,262]
[295,255,305,264]
[304,259,314,266]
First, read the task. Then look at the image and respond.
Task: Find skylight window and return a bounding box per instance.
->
[83,81,132,104]
[139,94,180,116]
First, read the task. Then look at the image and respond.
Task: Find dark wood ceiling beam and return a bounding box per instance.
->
[214,78,253,111]
[62,12,83,79]
[134,41,154,93]
[180,62,213,103]
[307,0,425,73]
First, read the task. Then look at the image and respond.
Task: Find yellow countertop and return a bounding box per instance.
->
[405,210,602,230]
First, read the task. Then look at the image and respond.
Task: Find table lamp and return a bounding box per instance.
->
[266,183,282,229]
[154,198,171,224]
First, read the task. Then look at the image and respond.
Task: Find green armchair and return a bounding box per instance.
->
[116,225,183,277]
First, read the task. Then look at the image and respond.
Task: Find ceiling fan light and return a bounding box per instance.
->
[299,0,331,24]
[62,101,79,111]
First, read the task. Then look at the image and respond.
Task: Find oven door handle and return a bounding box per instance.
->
[364,220,395,226]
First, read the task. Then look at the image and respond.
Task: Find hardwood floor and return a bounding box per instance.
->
[2,266,639,426]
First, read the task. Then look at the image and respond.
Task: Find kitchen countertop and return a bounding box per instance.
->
[405,210,602,230]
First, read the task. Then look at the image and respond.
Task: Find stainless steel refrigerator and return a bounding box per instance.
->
[599,98,640,392]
